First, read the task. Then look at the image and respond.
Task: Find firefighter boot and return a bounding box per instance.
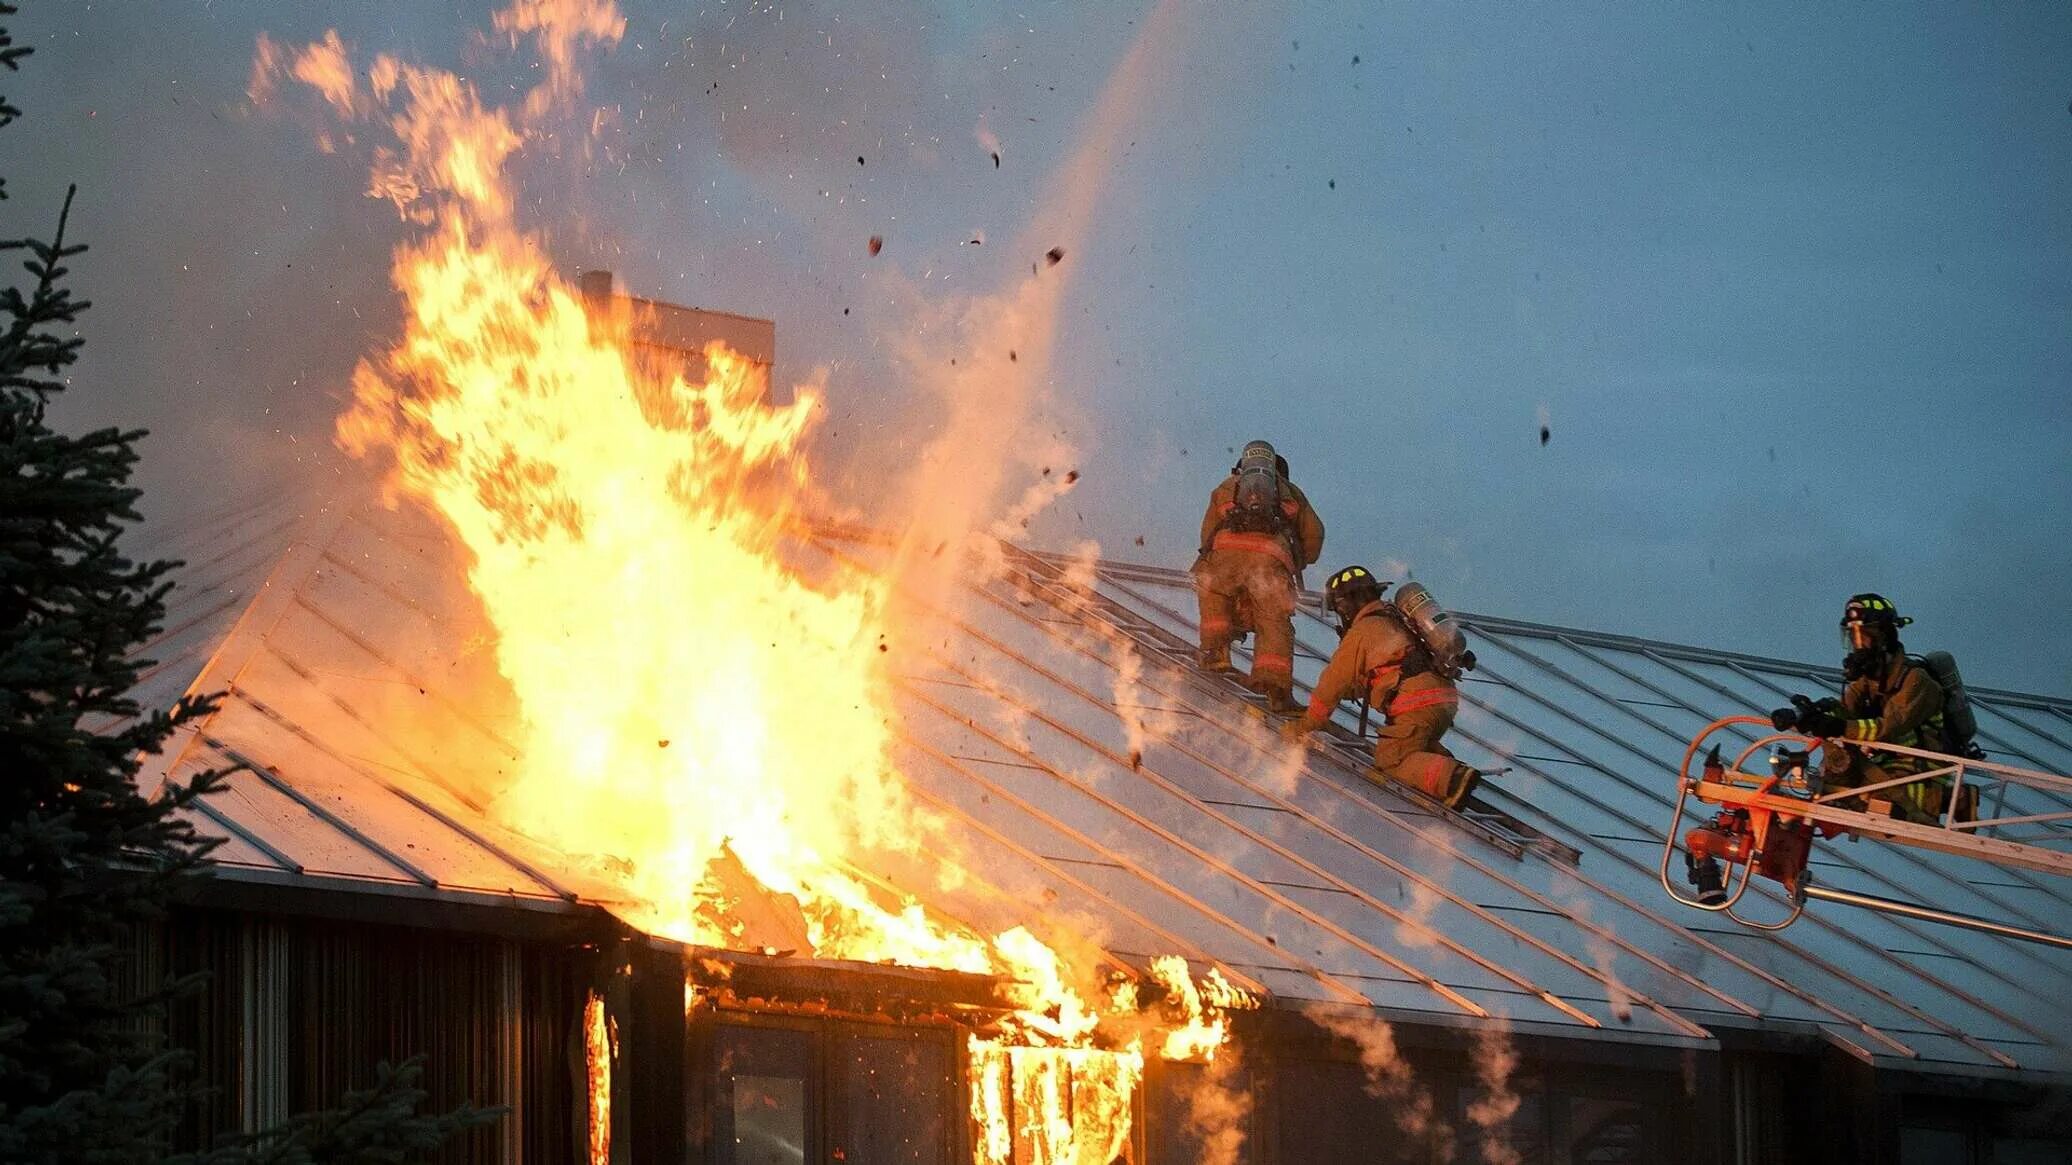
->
[1264,686,1301,718]
[1199,645,1234,674]
[1441,763,1482,810]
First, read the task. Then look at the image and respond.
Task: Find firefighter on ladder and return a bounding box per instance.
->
[1283,565,1482,809]
[1771,593,1953,825]
[1193,440,1325,716]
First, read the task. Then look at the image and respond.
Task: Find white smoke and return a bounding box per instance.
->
[1307,1008,1446,1148]
[1178,1049,1253,1165]
[1465,1022,1524,1165]
[1564,895,1636,1025]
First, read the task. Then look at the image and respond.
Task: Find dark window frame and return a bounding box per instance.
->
[691,1010,962,1165]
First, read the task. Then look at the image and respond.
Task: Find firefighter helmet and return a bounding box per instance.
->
[1323,564,1387,635]
[1840,592,1910,654]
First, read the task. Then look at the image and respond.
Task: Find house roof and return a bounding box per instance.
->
[133,498,2072,1080]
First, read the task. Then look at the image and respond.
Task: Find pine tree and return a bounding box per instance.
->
[0,19,221,1165]
[0,5,497,1160]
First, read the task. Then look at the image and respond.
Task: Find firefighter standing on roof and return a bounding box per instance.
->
[1285,566,1482,809]
[1773,594,1953,824]
[1193,440,1325,715]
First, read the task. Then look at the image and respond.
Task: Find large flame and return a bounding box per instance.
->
[259,3,1252,1158]
[336,217,950,958]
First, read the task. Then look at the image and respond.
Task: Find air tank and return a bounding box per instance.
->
[1917,650,1979,751]
[1231,441,1283,517]
[1392,581,1468,665]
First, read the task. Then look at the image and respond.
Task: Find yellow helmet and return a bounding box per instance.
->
[1323,565,1387,635]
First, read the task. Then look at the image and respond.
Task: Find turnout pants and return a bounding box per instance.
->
[1193,548,1296,695]
[1369,675,1477,808]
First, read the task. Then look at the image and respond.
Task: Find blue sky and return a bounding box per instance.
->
[14,2,2071,694]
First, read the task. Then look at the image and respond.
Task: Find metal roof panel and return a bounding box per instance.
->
[127,509,2072,1076]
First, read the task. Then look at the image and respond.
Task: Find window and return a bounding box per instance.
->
[1456,1083,1549,1165]
[706,1021,955,1165]
[830,1033,952,1165]
[1276,1058,1428,1164]
[1566,1096,1651,1163]
[715,1026,813,1165]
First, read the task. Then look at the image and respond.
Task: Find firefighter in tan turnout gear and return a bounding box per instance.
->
[1285,565,1483,808]
[1193,440,1325,715]
[1771,593,1979,825]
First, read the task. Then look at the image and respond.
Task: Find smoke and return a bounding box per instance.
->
[1308,1007,1526,1164]
[1307,1008,1444,1148]
[1255,723,1313,797]
[1177,1050,1253,1165]
[1394,880,1448,952]
[1564,894,1636,1025]
[990,466,1085,551]
[880,0,1194,611]
[1465,1022,1523,1165]
[1050,539,1181,768]
[1387,809,1463,952]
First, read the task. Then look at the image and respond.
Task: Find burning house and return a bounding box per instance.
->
[113,6,2070,1163]
[127,384,2072,1163]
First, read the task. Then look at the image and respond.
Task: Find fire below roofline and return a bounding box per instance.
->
[670,939,1016,1027]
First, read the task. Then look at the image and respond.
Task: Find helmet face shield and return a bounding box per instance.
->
[1842,621,1880,653]
[1839,593,1906,659]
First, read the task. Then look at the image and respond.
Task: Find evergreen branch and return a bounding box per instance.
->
[0,185,88,400]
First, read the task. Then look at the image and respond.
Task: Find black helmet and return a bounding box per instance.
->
[1323,564,1387,636]
[1840,592,1909,654]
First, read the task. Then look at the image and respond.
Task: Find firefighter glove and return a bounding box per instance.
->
[1794,706,1846,738]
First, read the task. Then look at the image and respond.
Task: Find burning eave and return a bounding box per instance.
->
[677,940,1016,1028]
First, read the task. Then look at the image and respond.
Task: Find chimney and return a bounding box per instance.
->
[578,269,616,306]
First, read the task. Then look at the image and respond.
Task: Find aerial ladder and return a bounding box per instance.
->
[1659,716,2072,949]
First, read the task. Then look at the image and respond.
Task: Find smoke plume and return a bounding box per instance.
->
[1308,1008,1445,1148]
[1466,1022,1524,1165]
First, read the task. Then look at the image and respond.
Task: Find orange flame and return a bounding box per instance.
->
[583,991,614,1164]
[258,2,1254,1157]
[1146,956,1257,1062]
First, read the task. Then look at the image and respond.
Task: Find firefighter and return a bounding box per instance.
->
[1193,440,1325,715]
[1773,593,1950,824]
[1284,565,1480,808]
